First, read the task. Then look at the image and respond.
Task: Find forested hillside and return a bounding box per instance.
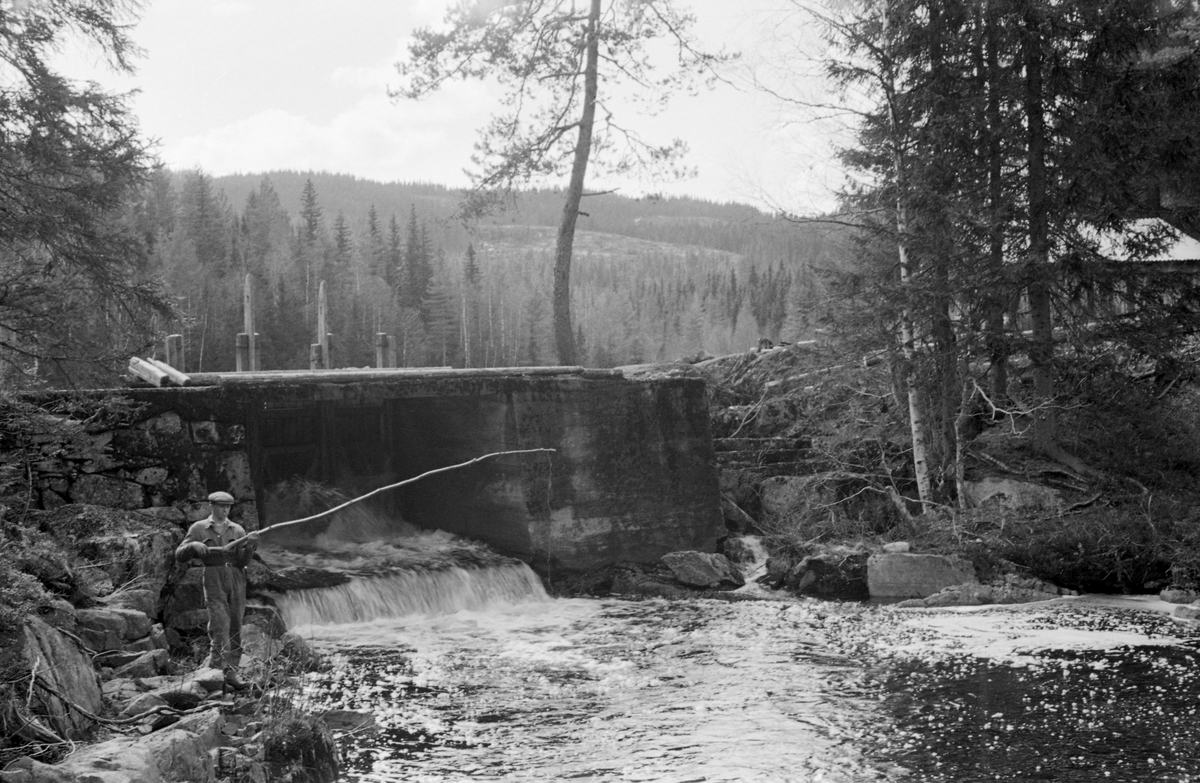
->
[139,170,851,373]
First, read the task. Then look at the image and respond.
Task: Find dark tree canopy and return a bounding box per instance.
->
[0,0,170,387]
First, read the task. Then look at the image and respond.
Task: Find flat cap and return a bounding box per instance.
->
[207,491,235,505]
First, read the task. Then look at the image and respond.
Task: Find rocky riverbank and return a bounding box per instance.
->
[0,503,338,783]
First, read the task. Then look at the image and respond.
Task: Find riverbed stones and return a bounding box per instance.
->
[661,551,744,589]
[867,553,978,599]
[896,573,1076,607]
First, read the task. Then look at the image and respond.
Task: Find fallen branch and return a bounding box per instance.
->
[218,447,557,550]
[31,676,230,730]
[1063,492,1103,514]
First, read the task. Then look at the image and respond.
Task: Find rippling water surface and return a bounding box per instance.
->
[279,557,1200,783]
[294,596,893,782]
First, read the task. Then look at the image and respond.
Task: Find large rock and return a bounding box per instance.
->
[962,477,1063,512]
[661,551,744,589]
[33,505,182,603]
[19,617,103,740]
[75,608,153,652]
[112,649,169,679]
[786,551,869,600]
[897,573,1078,607]
[760,474,839,519]
[867,553,978,599]
[1,709,223,783]
[68,474,144,510]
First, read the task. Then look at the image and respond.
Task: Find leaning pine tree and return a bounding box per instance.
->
[393,0,731,365]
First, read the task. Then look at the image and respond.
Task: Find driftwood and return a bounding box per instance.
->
[216,447,557,551]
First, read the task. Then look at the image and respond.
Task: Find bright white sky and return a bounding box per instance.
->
[59,0,846,215]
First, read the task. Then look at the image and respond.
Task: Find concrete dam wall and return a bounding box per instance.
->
[15,367,723,574]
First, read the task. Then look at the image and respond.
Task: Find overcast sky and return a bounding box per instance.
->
[60,0,844,214]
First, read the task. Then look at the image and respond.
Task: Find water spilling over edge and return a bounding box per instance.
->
[275,562,549,627]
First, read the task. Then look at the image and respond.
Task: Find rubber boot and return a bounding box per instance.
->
[224,667,249,691]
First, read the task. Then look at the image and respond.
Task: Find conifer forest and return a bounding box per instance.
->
[136,170,846,375]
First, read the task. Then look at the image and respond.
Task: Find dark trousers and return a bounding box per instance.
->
[203,565,246,670]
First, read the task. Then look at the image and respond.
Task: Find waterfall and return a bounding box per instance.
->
[275,562,549,627]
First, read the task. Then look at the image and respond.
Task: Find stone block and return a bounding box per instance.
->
[75,607,126,637]
[113,649,169,679]
[220,451,255,500]
[134,467,169,486]
[79,454,120,473]
[230,500,259,529]
[76,607,152,642]
[190,420,222,444]
[69,474,145,510]
[111,427,157,456]
[867,553,978,599]
[136,411,184,435]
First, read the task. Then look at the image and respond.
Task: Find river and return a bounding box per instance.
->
[270,547,1200,782]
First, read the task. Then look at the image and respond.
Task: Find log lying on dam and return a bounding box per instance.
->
[16,366,723,575]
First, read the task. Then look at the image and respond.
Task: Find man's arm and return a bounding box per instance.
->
[175,522,209,563]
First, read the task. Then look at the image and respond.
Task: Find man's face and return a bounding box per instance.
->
[212,503,232,522]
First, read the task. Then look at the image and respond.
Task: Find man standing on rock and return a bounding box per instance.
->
[175,491,259,690]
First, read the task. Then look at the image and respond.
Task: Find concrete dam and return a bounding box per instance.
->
[27,367,723,575]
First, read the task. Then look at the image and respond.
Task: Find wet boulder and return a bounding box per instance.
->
[867,553,978,599]
[610,562,697,599]
[719,535,759,565]
[786,550,869,600]
[897,573,1077,607]
[661,551,744,590]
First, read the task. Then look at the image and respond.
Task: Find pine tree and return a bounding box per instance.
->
[396,0,731,365]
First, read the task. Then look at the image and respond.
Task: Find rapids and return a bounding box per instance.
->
[272,545,1200,782]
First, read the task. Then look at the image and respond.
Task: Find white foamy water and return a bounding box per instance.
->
[275,553,1200,783]
[276,564,548,627]
[295,596,896,783]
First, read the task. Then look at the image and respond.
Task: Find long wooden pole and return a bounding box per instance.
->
[216,447,556,550]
